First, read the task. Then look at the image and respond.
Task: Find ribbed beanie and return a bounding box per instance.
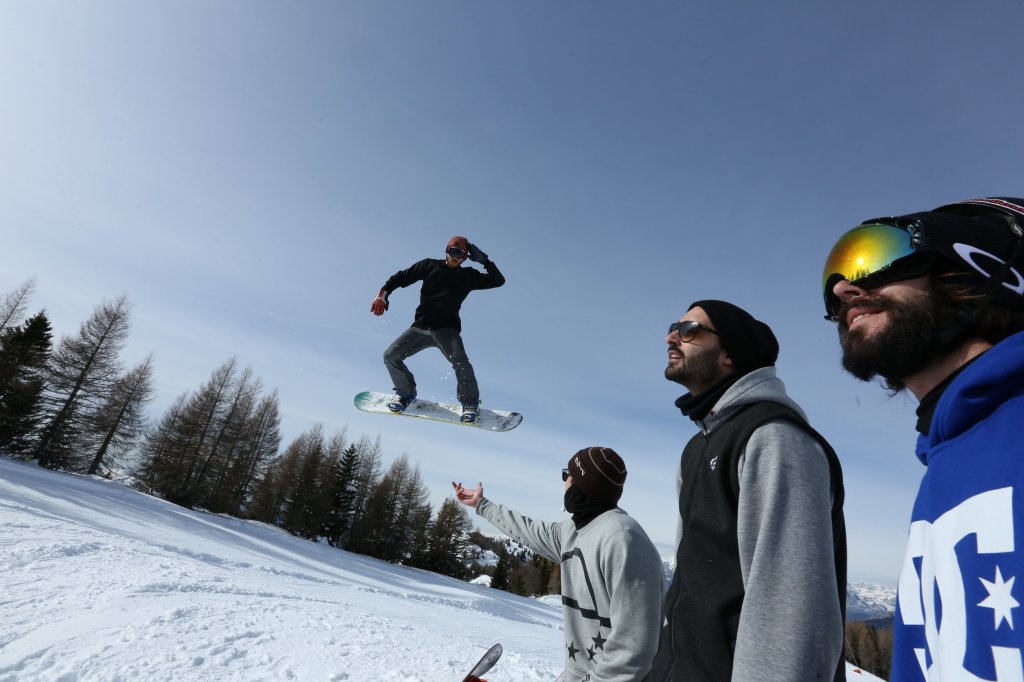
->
[567,446,627,506]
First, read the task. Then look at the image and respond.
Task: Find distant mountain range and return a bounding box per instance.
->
[846,582,896,621]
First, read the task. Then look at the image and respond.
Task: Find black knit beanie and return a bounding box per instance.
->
[567,446,627,506]
[688,300,779,375]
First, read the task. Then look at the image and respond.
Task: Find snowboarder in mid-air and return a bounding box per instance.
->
[370,235,505,424]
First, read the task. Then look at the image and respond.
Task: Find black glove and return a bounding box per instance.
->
[467,243,489,263]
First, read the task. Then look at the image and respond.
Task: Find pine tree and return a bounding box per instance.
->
[321,442,361,547]
[213,391,281,515]
[0,311,52,455]
[490,548,511,591]
[190,366,261,509]
[535,556,554,595]
[35,296,131,471]
[134,359,279,512]
[247,437,305,525]
[391,460,431,563]
[135,393,188,494]
[84,355,154,476]
[344,436,383,550]
[350,456,408,560]
[0,278,35,335]
[874,625,893,679]
[511,571,527,596]
[416,497,473,578]
[281,425,328,539]
[404,500,433,568]
[166,358,240,505]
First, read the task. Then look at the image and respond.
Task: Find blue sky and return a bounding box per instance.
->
[3,0,1023,586]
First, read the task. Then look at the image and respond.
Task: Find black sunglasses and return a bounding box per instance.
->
[447,246,467,259]
[668,320,718,343]
[561,468,570,481]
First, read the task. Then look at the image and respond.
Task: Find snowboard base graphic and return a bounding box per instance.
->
[354,392,522,432]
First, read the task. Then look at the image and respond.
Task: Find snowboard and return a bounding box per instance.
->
[354,392,522,432]
[462,643,502,681]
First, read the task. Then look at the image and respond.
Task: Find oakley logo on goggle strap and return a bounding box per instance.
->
[952,243,1024,295]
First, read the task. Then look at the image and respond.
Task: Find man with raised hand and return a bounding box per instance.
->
[453,446,664,682]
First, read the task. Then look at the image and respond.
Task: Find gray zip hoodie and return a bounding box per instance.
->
[675,366,844,681]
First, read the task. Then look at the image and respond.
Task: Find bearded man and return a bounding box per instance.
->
[824,197,1024,681]
[646,300,847,682]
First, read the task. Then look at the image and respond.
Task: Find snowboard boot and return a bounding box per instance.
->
[387,392,416,413]
[460,404,479,424]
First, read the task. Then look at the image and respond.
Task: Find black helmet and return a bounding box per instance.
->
[822,197,1024,320]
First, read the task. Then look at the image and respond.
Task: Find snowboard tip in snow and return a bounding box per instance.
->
[463,642,502,681]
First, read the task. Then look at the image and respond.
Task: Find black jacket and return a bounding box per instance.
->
[382,258,504,332]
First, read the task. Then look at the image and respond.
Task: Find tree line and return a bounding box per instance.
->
[845,619,893,680]
[468,532,561,597]
[0,279,152,475]
[0,279,517,587]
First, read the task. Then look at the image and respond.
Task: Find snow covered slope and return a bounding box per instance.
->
[0,458,883,681]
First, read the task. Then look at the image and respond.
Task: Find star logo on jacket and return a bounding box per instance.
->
[567,641,579,660]
[592,632,607,650]
[587,646,597,661]
[979,566,1019,629]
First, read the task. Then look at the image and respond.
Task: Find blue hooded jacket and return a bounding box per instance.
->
[893,330,1024,680]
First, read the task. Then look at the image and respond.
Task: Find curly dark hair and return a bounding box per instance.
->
[932,270,1024,345]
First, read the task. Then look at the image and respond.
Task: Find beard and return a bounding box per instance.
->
[838,289,960,391]
[665,342,723,392]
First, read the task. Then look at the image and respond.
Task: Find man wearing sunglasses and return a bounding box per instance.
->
[370,235,504,423]
[452,446,664,681]
[648,300,846,682]
[823,197,1024,681]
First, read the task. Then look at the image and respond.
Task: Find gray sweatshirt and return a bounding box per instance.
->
[677,366,844,681]
[477,498,665,682]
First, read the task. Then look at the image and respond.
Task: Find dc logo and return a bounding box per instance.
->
[899,487,1023,680]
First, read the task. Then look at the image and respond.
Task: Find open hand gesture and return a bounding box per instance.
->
[452,481,483,508]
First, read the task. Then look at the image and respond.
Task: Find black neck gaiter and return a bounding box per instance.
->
[674,372,742,422]
[564,486,615,530]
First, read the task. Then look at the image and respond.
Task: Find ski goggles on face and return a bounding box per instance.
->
[821,220,932,320]
[667,319,718,343]
[447,246,467,260]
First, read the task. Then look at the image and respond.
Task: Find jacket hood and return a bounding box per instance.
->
[916,330,1024,464]
[696,366,807,434]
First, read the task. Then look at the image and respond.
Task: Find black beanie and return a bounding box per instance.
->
[567,447,627,506]
[688,300,779,375]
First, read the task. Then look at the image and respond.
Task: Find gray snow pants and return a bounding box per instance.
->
[383,326,480,407]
